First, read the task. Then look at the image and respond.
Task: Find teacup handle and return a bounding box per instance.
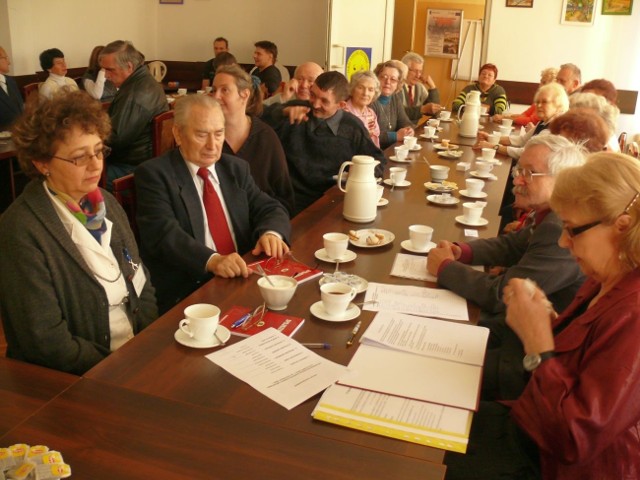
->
[348,287,357,301]
[179,319,193,338]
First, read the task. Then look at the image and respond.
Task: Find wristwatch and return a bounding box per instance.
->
[493,144,500,151]
[523,351,556,372]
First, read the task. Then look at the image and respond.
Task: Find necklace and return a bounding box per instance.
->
[379,102,393,129]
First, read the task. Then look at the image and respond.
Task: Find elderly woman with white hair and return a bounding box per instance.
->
[343,70,381,147]
[476,82,569,160]
[370,60,415,149]
[569,92,620,152]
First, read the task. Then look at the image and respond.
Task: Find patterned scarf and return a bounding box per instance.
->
[48,184,107,243]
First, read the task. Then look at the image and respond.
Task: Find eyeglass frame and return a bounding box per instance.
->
[511,165,552,182]
[563,192,640,239]
[51,145,112,167]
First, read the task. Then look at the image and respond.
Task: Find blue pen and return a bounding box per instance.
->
[231,313,251,329]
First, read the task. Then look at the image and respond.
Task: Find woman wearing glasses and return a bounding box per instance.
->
[447,152,640,479]
[0,91,157,374]
[370,60,414,149]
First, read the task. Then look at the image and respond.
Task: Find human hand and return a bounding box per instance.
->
[283,106,310,124]
[397,127,415,141]
[423,74,437,90]
[524,122,535,132]
[421,103,443,116]
[207,253,250,278]
[477,131,490,141]
[280,78,299,102]
[252,233,290,259]
[426,240,459,276]
[473,140,493,150]
[503,279,556,354]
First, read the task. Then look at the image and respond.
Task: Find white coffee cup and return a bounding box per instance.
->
[177,88,187,96]
[205,86,213,94]
[480,106,488,115]
[394,145,409,161]
[403,136,417,149]
[423,126,436,138]
[501,118,513,127]
[196,89,205,95]
[487,133,500,145]
[257,275,298,311]
[463,202,485,224]
[481,147,496,161]
[389,167,407,185]
[439,110,451,120]
[465,178,484,196]
[409,225,433,250]
[498,125,512,135]
[320,283,357,318]
[427,118,440,128]
[475,161,493,174]
[430,165,449,183]
[179,304,220,344]
[376,184,384,203]
[323,232,349,260]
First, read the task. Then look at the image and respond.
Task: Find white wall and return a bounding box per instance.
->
[487,1,640,134]
[6,0,158,75]
[155,0,328,67]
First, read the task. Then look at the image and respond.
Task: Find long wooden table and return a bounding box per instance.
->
[1,120,510,479]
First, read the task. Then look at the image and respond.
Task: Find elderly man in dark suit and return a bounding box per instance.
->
[0,47,24,129]
[135,95,291,313]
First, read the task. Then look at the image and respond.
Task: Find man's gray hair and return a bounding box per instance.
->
[559,63,582,84]
[525,134,587,175]
[173,94,222,130]
[100,40,145,70]
[401,52,424,66]
[569,92,619,135]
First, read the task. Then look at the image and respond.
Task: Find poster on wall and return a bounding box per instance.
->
[424,9,464,58]
[345,47,372,81]
[561,0,597,25]
[602,0,633,14]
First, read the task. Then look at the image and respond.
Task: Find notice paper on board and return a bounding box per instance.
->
[206,328,347,410]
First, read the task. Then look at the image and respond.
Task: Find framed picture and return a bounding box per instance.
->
[561,0,597,25]
[506,0,533,7]
[424,9,464,59]
[159,0,183,4]
[602,0,633,14]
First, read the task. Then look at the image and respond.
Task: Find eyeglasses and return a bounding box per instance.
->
[563,220,601,238]
[511,165,552,182]
[52,146,111,167]
[379,75,399,83]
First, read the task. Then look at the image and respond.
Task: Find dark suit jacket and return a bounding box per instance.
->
[135,149,291,312]
[0,75,24,129]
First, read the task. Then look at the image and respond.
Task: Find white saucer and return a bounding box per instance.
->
[310,301,361,322]
[320,273,368,294]
[439,118,453,122]
[419,134,438,140]
[383,179,411,188]
[408,144,422,151]
[427,194,460,205]
[480,113,489,117]
[455,215,489,227]
[470,170,493,179]
[377,197,389,207]
[389,155,412,163]
[174,325,231,349]
[314,248,357,263]
[401,239,437,253]
[438,151,463,159]
[433,143,458,150]
[459,189,488,199]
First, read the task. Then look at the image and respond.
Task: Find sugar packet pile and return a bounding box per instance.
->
[0,445,71,480]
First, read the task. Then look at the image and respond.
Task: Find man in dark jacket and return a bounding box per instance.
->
[100,40,168,189]
[0,46,24,129]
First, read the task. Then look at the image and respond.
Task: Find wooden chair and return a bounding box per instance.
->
[112,173,138,240]
[152,110,175,157]
[22,82,41,102]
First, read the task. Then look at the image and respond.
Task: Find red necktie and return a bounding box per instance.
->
[197,167,235,255]
[408,86,414,105]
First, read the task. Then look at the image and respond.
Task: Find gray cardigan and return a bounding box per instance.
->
[0,180,157,374]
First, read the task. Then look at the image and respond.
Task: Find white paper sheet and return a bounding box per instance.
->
[338,343,482,411]
[206,328,347,410]
[390,253,435,282]
[363,282,469,321]
[361,311,489,366]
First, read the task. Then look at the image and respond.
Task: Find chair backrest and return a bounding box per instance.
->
[112,173,138,240]
[147,61,167,82]
[152,110,176,157]
[22,82,41,102]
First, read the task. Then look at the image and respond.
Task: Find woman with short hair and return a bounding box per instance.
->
[0,91,157,374]
[344,70,381,147]
[452,63,508,116]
